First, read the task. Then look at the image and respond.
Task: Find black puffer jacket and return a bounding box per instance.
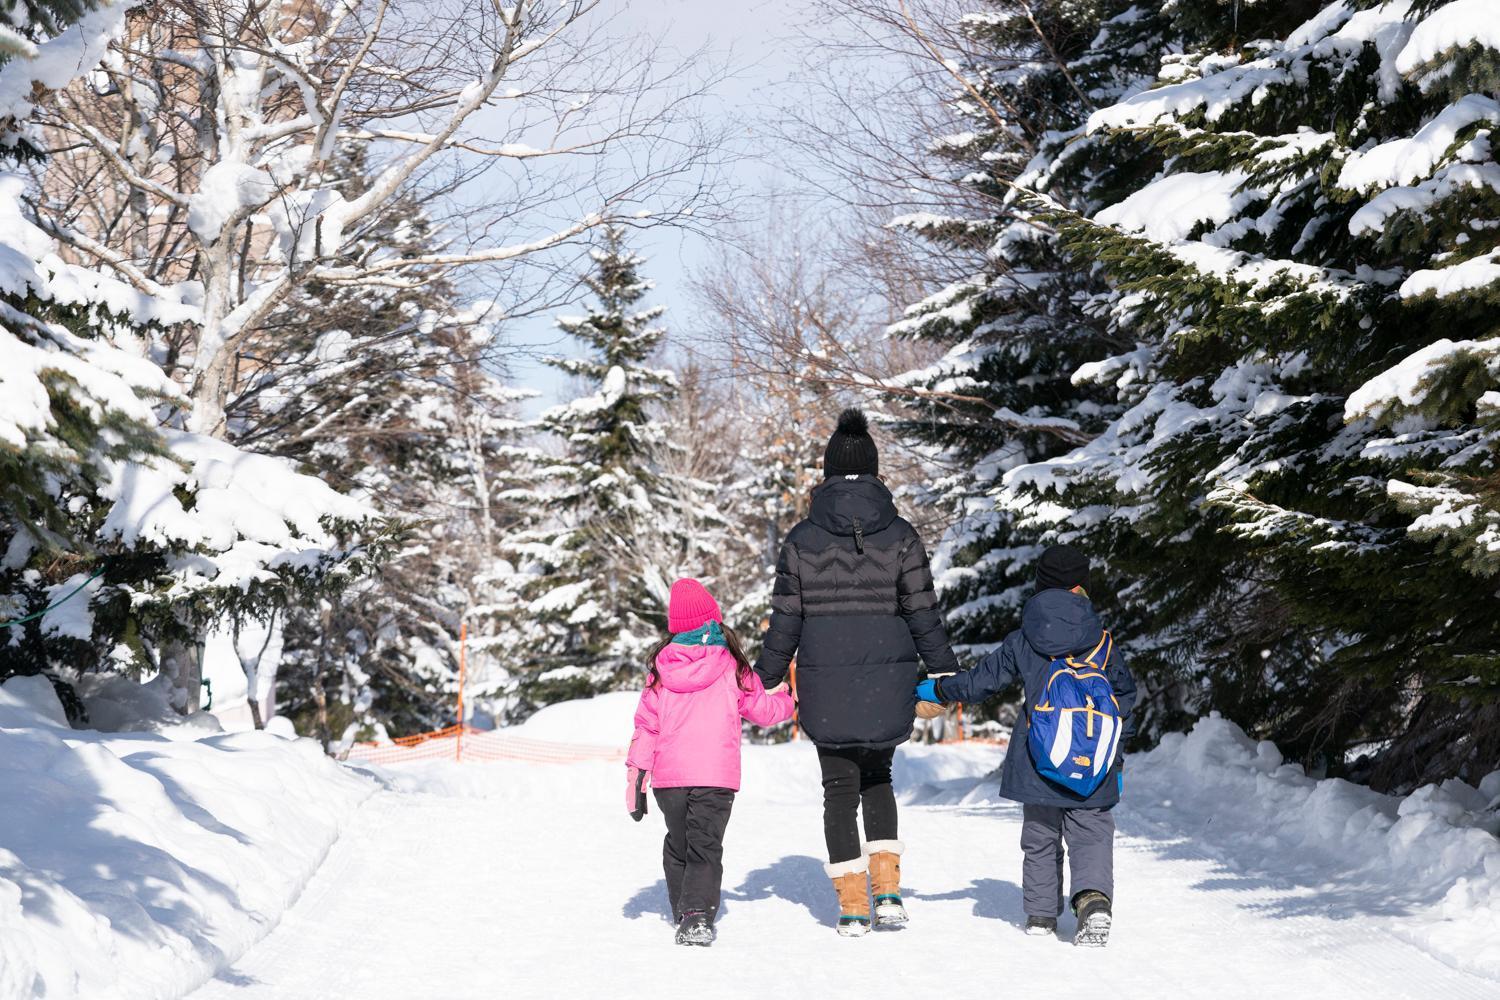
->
[754,475,959,748]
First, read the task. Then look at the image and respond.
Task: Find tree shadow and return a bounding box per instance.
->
[725,854,834,926]
[120,749,257,846]
[622,855,836,928]
[0,714,265,998]
[2,729,249,923]
[915,876,1026,928]
[213,970,263,987]
[622,878,672,922]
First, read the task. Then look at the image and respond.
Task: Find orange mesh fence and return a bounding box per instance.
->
[345,703,999,767]
[347,725,995,766]
[345,725,627,767]
[347,634,1000,767]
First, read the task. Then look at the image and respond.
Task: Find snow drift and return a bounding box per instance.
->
[0,676,373,1000]
[1126,714,1500,979]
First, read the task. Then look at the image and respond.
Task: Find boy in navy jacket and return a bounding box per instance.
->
[915,545,1137,945]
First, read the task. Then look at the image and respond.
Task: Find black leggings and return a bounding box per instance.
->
[818,746,897,864]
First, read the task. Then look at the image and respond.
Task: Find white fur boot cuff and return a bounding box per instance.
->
[825,857,869,878]
[863,839,905,856]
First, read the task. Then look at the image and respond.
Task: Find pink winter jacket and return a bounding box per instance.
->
[625,643,795,791]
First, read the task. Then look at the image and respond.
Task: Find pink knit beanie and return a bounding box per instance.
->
[668,578,722,634]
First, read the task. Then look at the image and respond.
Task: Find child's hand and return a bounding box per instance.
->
[914,678,946,719]
[767,682,789,696]
[626,766,649,821]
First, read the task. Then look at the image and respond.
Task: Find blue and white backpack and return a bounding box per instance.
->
[1026,631,1123,798]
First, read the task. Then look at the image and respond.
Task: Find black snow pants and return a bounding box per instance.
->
[653,786,735,922]
[818,746,898,864]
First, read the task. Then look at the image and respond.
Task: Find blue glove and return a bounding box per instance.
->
[915,678,944,703]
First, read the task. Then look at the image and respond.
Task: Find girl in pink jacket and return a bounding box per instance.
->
[625,578,795,947]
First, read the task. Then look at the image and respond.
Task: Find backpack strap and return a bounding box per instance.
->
[1084,631,1112,671]
[1064,630,1111,672]
[1031,631,1113,714]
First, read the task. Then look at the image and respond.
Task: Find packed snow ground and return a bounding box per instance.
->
[5,680,1496,999]
[184,695,1500,1000]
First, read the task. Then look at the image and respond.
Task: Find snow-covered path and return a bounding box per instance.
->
[190,743,1498,1000]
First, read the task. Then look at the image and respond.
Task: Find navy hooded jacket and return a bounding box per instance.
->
[937,588,1138,809]
[754,475,960,748]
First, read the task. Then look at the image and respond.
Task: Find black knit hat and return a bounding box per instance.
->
[1036,544,1090,592]
[823,408,879,478]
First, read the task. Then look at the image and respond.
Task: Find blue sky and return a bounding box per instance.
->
[496,0,844,415]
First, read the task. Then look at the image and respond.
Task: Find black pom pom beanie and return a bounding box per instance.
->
[823,408,879,478]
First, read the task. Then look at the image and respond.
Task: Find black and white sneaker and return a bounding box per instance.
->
[674,911,716,947]
[1025,915,1058,936]
[1072,891,1111,947]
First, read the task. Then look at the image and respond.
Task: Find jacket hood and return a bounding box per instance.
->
[808,475,899,537]
[1021,588,1103,659]
[653,642,735,693]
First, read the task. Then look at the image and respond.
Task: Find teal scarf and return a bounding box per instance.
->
[671,620,728,648]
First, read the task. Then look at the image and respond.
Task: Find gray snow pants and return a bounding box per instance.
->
[1020,804,1114,917]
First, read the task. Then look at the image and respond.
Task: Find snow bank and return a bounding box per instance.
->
[1127,714,1500,979]
[0,675,373,1000]
[512,689,640,746]
[360,692,1001,805]
[76,672,225,740]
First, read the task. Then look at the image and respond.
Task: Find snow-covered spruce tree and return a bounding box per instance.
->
[270,347,530,743]
[0,0,170,637]
[884,4,1166,664]
[0,0,386,715]
[1006,0,1500,787]
[502,229,731,713]
[0,197,385,714]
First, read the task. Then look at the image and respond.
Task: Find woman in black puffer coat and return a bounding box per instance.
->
[754,409,959,935]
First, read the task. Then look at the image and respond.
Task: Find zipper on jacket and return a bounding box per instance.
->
[852,517,865,554]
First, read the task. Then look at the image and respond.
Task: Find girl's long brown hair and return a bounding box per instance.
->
[647,622,756,691]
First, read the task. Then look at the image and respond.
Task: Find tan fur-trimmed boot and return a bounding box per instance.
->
[866,840,908,928]
[826,857,871,937]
